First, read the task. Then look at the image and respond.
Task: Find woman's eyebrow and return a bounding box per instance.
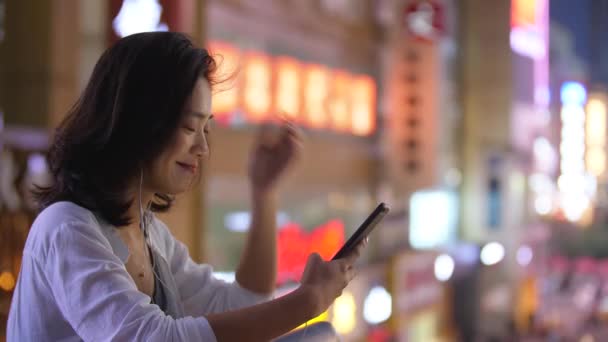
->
[187,111,212,119]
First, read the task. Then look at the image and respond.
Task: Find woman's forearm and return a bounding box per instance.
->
[206,285,319,342]
[235,190,278,294]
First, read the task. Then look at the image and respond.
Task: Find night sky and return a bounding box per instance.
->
[550,0,608,87]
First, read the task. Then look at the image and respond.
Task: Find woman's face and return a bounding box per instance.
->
[146,78,212,195]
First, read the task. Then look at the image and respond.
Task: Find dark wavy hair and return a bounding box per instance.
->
[34,32,217,227]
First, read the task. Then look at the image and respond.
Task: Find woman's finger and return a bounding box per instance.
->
[345,267,357,283]
[342,240,366,265]
[340,253,358,271]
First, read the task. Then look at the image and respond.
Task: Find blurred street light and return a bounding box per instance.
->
[480,242,505,266]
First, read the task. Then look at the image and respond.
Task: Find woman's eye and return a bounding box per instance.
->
[184,126,196,133]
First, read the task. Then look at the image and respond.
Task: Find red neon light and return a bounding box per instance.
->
[277,220,345,285]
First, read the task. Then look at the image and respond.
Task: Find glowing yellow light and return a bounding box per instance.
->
[303,65,330,128]
[328,71,351,132]
[511,0,540,28]
[350,76,376,136]
[331,291,356,335]
[208,41,240,116]
[586,98,607,176]
[587,147,606,176]
[0,271,16,291]
[586,99,607,145]
[275,57,301,121]
[296,310,329,329]
[205,40,378,136]
[243,52,272,122]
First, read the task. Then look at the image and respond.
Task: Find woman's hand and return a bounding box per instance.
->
[299,239,367,317]
[248,120,302,195]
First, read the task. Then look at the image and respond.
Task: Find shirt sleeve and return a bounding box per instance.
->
[161,223,273,317]
[44,221,217,342]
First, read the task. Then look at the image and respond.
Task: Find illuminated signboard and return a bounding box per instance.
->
[404,0,445,42]
[242,52,272,122]
[303,64,330,128]
[409,189,458,249]
[351,76,377,136]
[209,41,240,125]
[328,71,351,132]
[558,82,592,222]
[586,96,607,177]
[275,57,302,121]
[209,41,377,136]
[510,0,547,60]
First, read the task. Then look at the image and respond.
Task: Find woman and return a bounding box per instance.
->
[7,32,364,341]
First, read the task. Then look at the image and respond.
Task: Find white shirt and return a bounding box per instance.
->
[7,201,272,341]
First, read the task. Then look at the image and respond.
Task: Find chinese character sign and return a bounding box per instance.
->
[208,41,377,136]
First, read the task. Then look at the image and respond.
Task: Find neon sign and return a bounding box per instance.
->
[275,57,302,121]
[208,41,377,136]
[277,220,345,285]
[242,52,272,122]
[558,82,592,222]
[404,0,445,42]
[586,96,607,176]
[510,0,547,60]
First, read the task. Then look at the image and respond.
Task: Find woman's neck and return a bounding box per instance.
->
[124,184,155,231]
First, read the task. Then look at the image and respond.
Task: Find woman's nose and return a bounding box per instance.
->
[193,132,209,157]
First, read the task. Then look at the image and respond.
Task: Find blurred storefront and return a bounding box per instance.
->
[390,251,453,342]
[200,3,405,340]
[457,0,553,337]
[0,0,384,336]
[0,0,494,340]
[331,262,391,341]
[326,251,455,342]
[459,0,551,252]
[0,126,51,340]
[0,0,80,337]
[201,0,382,278]
[379,0,461,216]
[377,0,463,340]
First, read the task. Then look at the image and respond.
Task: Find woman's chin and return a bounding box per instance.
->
[169,183,192,195]
[153,184,188,197]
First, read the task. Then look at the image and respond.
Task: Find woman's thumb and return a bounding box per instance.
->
[307,253,322,266]
[302,253,322,280]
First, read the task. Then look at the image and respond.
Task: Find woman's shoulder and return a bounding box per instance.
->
[25,201,102,258]
[36,201,98,226]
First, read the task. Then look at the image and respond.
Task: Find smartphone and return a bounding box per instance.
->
[332,202,390,260]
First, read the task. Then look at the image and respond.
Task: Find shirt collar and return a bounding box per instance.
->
[97,221,131,263]
[92,213,130,263]
[95,212,168,264]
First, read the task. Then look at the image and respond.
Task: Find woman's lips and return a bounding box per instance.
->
[176,162,197,173]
